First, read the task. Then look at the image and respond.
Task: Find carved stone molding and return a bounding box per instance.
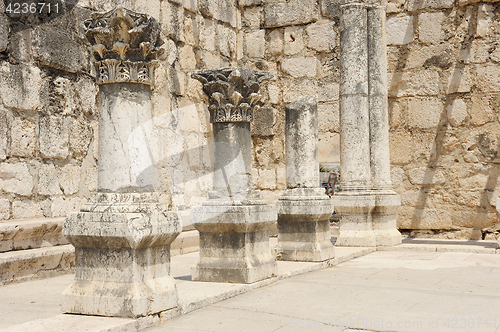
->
[191,68,273,123]
[95,59,157,85]
[84,7,163,85]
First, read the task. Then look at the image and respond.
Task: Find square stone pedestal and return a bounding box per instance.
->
[333,191,401,247]
[276,188,335,261]
[373,193,402,247]
[191,201,277,283]
[62,193,181,318]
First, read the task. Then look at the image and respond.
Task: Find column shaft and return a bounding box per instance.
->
[98,83,155,193]
[368,5,392,190]
[212,122,253,199]
[285,95,319,188]
[340,3,371,191]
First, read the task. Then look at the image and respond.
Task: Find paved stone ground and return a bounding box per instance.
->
[1,239,499,332]
[145,251,500,332]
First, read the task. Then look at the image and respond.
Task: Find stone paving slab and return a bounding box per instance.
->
[379,237,500,254]
[0,246,374,332]
[145,250,500,332]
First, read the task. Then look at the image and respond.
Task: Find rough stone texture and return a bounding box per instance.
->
[0,217,67,252]
[39,116,70,160]
[418,12,443,43]
[306,21,336,53]
[32,28,89,73]
[10,118,36,158]
[0,9,8,53]
[386,15,414,45]
[407,98,444,129]
[38,164,63,196]
[284,26,305,56]
[252,107,276,136]
[12,200,44,219]
[0,63,43,111]
[447,99,468,127]
[0,163,34,196]
[0,198,9,220]
[281,57,318,78]
[264,0,319,27]
[245,30,266,58]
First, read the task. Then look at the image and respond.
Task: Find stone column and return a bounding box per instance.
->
[333,0,401,247]
[368,3,402,246]
[190,68,277,283]
[276,96,335,261]
[62,8,181,317]
[333,0,377,247]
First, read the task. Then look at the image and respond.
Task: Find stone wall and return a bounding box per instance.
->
[239,0,500,239]
[0,0,239,220]
[239,0,340,205]
[1,0,500,240]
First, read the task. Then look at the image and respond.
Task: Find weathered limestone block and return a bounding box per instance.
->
[63,7,181,318]
[0,163,34,196]
[38,164,63,196]
[11,117,36,158]
[39,115,70,159]
[264,0,319,27]
[447,99,467,127]
[32,28,89,73]
[245,30,266,58]
[276,96,334,262]
[0,63,43,111]
[284,26,305,55]
[418,12,443,43]
[281,57,318,78]
[268,30,283,56]
[252,107,276,136]
[407,0,454,10]
[12,200,44,219]
[386,15,414,45]
[190,67,277,283]
[306,21,336,53]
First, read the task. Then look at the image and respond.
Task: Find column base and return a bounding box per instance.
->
[333,191,402,247]
[276,188,335,262]
[191,201,277,283]
[332,193,376,247]
[62,193,182,318]
[373,193,402,247]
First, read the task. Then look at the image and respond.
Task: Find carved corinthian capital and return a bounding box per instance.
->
[191,68,273,123]
[83,7,164,85]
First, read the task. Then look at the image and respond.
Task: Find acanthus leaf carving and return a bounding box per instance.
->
[84,7,163,85]
[191,68,273,123]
